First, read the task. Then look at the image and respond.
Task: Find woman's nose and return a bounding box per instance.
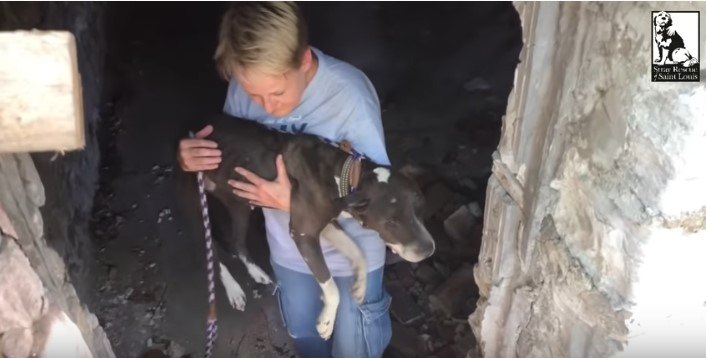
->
[263,99,275,114]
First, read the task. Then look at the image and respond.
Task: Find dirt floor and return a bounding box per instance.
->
[87,3,521,357]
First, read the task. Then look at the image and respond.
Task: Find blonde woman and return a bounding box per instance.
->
[177,3,392,357]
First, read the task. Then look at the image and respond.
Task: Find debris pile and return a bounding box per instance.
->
[384,178,484,358]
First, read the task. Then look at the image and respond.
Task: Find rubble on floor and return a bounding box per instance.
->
[140,337,189,358]
[383,178,484,358]
[90,99,176,357]
[380,83,503,357]
[443,203,482,244]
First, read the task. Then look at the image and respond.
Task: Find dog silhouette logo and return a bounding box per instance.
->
[652,11,700,82]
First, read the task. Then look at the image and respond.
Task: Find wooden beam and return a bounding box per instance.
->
[0,30,84,153]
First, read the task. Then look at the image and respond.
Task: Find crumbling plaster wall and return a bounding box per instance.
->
[471,2,706,357]
[1,2,114,357]
[0,154,114,357]
[2,1,107,298]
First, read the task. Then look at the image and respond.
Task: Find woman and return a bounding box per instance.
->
[177,3,392,357]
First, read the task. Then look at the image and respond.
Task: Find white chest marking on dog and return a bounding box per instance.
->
[219,263,246,311]
[374,167,390,183]
[390,197,397,204]
[334,176,341,187]
[340,211,353,219]
[317,277,340,340]
[238,254,273,285]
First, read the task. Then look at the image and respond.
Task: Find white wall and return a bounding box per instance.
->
[471,2,706,357]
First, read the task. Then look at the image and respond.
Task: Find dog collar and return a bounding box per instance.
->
[337,140,364,197]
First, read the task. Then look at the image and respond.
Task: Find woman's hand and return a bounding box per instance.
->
[229,154,291,212]
[177,125,221,172]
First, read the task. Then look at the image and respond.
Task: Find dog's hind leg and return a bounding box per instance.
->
[225,201,273,285]
[198,179,247,310]
[320,221,367,304]
[238,252,272,285]
[208,191,271,309]
[219,262,246,311]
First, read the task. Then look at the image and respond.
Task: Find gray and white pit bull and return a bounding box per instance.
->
[201,113,435,339]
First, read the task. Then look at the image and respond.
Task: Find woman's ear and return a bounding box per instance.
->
[300,47,313,72]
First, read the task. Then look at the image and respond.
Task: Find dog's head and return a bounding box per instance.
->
[339,164,435,262]
[654,11,672,28]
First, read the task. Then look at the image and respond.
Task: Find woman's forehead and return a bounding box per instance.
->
[237,68,288,92]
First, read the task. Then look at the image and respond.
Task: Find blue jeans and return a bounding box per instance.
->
[272,261,392,358]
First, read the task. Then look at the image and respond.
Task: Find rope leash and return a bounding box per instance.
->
[191,132,218,358]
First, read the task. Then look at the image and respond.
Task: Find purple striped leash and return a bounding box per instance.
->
[190,131,218,358]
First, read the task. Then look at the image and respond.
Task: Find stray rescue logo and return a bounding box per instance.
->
[652,11,700,82]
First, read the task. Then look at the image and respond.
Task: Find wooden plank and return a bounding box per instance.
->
[0,30,84,153]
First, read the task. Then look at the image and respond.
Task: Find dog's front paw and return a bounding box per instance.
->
[317,306,336,340]
[317,281,340,340]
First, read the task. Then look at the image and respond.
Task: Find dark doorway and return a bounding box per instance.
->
[88,2,522,357]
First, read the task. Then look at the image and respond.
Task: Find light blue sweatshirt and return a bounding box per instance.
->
[223,47,390,276]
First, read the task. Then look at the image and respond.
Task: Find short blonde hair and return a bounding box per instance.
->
[214,2,308,79]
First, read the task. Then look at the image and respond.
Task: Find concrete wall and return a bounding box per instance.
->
[471,2,706,357]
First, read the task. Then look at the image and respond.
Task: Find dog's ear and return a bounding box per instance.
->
[666,13,672,27]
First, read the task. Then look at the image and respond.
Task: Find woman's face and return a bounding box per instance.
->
[235,48,316,117]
